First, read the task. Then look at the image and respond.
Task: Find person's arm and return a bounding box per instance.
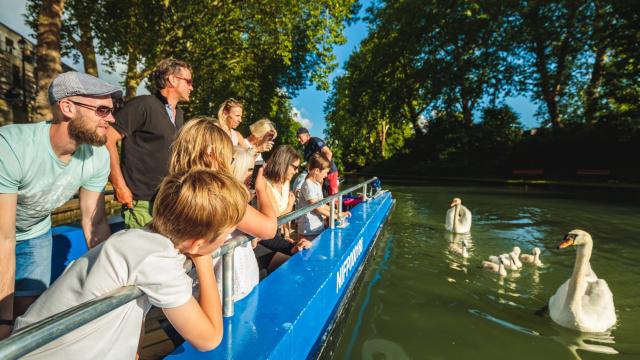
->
[163,254,222,351]
[0,194,17,339]
[105,126,133,208]
[234,130,250,150]
[320,145,333,161]
[79,188,111,248]
[284,192,295,215]
[237,168,277,239]
[311,200,331,217]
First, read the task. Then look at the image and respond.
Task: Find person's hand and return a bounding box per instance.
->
[257,141,274,153]
[254,167,267,194]
[291,239,312,253]
[113,183,133,209]
[340,211,351,218]
[297,239,312,250]
[188,252,213,269]
[287,192,295,208]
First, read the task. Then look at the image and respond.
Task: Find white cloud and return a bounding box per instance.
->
[291,107,313,129]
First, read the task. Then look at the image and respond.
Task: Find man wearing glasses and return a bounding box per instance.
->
[0,71,121,338]
[105,58,192,229]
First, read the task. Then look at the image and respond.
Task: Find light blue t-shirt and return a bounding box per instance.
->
[0,121,110,241]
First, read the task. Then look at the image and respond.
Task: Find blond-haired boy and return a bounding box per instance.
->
[13,169,248,359]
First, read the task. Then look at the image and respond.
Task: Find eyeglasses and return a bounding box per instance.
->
[174,76,193,86]
[290,163,299,172]
[69,100,113,118]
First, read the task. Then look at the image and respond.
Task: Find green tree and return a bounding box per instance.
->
[30,0,66,121]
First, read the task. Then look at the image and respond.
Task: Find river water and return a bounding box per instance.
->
[334,184,640,360]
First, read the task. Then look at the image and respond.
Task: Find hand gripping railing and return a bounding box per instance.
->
[0,177,378,359]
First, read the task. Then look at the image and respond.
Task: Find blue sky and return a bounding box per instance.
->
[1,0,538,134]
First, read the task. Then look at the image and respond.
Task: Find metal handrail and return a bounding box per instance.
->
[213,177,378,258]
[0,287,142,359]
[0,177,378,359]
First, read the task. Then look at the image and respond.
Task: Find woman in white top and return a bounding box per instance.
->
[260,145,312,271]
[263,145,300,237]
[169,117,278,243]
[212,146,260,301]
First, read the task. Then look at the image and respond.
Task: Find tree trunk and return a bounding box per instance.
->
[125,52,141,99]
[378,120,389,159]
[77,17,97,76]
[33,0,65,122]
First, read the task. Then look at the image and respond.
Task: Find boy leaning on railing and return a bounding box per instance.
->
[11,169,249,359]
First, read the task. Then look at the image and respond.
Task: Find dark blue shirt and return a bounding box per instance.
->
[303,137,338,173]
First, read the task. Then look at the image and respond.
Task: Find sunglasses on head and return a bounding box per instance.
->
[69,100,113,118]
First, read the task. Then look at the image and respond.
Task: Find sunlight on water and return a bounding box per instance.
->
[334,185,640,360]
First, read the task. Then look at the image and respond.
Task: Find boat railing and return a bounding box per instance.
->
[0,177,378,360]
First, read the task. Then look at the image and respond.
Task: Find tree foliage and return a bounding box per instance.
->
[24,0,357,142]
[327,0,640,177]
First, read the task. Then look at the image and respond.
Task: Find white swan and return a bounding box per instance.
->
[482,254,508,276]
[449,239,469,258]
[520,247,543,266]
[549,230,616,333]
[445,198,472,234]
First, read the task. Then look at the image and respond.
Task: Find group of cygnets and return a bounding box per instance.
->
[483,246,543,276]
[445,197,617,333]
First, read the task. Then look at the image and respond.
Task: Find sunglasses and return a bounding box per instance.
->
[69,100,113,118]
[290,163,299,172]
[174,75,193,86]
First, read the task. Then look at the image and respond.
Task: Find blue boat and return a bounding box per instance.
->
[167,190,394,359]
[0,179,394,359]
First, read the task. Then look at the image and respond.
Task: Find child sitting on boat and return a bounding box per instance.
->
[13,169,249,358]
[296,153,351,241]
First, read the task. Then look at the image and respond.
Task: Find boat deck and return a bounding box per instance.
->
[141,308,175,359]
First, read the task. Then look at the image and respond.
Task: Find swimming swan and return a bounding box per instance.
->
[520,247,543,266]
[549,230,616,333]
[482,255,508,276]
[445,198,472,234]
[449,239,469,258]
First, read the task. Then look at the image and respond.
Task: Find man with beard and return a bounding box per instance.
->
[105,58,192,229]
[0,71,121,338]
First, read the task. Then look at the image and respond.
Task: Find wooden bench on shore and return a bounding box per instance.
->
[576,169,610,177]
[511,168,544,176]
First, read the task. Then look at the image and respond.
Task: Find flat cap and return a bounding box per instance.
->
[296,127,309,136]
[48,71,123,104]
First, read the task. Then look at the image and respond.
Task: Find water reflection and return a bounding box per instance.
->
[361,338,410,360]
[550,327,619,359]
[445,233,473,274]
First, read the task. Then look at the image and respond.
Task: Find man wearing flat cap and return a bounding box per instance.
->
[0,71,122,338]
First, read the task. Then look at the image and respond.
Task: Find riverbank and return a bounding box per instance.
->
[345,172,640,204]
